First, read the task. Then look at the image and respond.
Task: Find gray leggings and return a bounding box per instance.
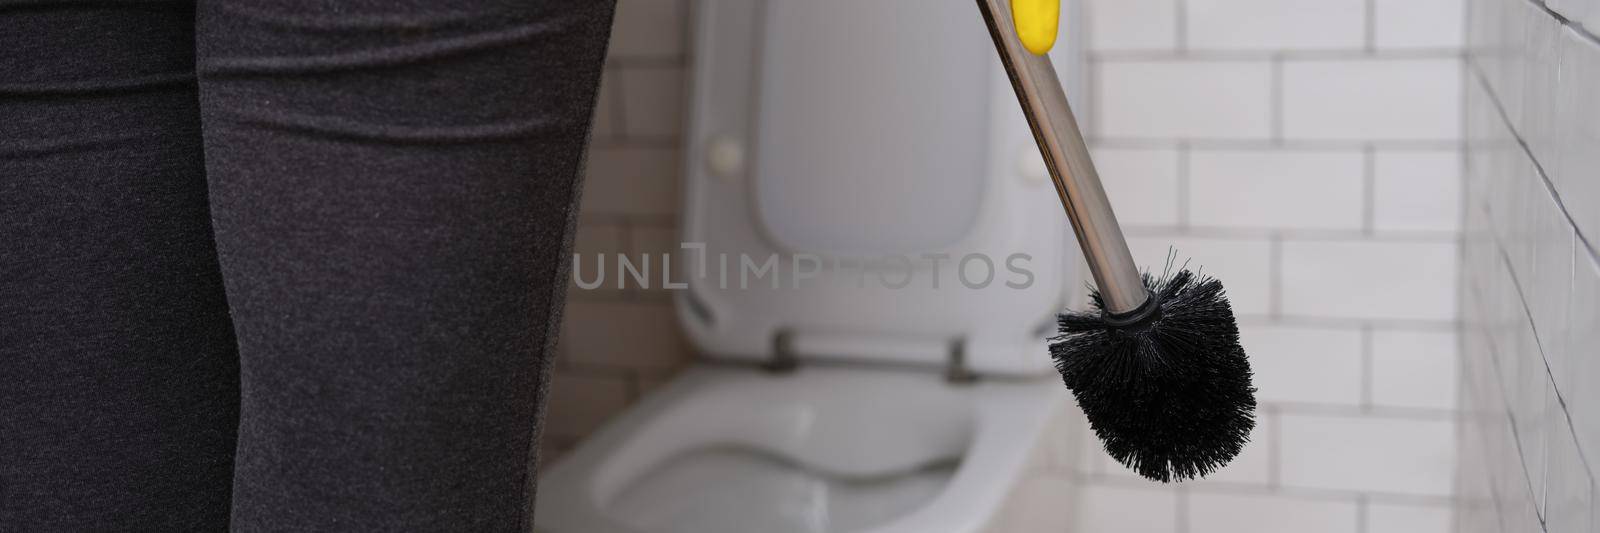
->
[0,1,613,530]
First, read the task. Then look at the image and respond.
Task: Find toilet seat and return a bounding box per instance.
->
[535,366,1065,533]
[676,0,1084,375]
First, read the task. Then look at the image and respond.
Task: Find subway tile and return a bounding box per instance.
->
[1519,7,1563,169]
[1367,502,1453,533]
[1546,393,1595,533]
[1372,149,1464,233]
[1281,240,1458,321]
[1085,0,1178,51]
[1503,322,1548,507]
[1188,492,1359,533]
[1188,149,1365,231]
[1185,0,1366,51]
[561,300,691,370]
[1529,198,1574,369]
[1487,0,1533,132]
[1547,0,1592,24]
[1095,60,1273,140]
[581,146,681,216]
[1374,0,1467,49]
[543,371,631,440]
[1072,484,1177,533]
[1567,253,1600,459]
[1282,59,1463,141]
[1588,5,1600,41]
[1000,476,1077,533]
[617,66,687,139]
[1557,29,1600,244]
[1240,324,1364,405]
[608,0,687,60]
[1126,236,1273,317]
[1279,413,1455,495]
[1093,146,1182,227]
[1371,329,1460,410]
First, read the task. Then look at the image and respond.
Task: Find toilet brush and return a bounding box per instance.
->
[976,0,1257,482]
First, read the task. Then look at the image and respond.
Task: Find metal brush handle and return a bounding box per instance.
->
[976,0,1150,315]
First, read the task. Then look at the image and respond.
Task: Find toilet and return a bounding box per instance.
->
[536,1,1085,531]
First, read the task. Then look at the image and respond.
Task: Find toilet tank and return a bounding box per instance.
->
[676,0,1087,376]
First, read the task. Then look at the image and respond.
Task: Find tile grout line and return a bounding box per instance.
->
[1176,483,1190,533]
[1091,48,1465,61]
[1269,233,1284,318]
[1361,324,1375,412]
[1174,0,1188,53]
[1364,0,1378,53]
[1465,59,1600,267]
[1362,144,1377,236]
[1178,142,1192,231]
[1268,405,1283,491]
[1270,55,1286,145]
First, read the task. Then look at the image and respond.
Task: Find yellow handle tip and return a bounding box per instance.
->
[1012,0,1060,55]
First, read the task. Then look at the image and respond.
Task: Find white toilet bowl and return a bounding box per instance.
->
[535,365,1064,533]
[538,1,1088,530]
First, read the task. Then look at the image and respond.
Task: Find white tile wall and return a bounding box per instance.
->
[1188,149,1365,230]
[616,66,686,140]
[1095,60,1273,139]
[1188,492,1359,533]
[1094,146,1182,227]
[1240,324,1363,405]
[1372,150,1463,233]
[1460,0,1600,530]
[1085,0,1178,52]
[1280,240,1458,321]
[1279,414,1455,495]
[1186,0,1366,51]
[1366,502,1454,533]
[580,146,681,216]
[1370,329,1459,410]
[1282,59,1463,141]
[1373,0,1467,49]
[1075,0,1465,528]
[1071,485,1178,533]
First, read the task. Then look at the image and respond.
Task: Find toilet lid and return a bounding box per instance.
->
[677,0,1083,375]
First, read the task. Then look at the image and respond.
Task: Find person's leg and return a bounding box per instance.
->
[194,1,614,530]
[0,2,239,530]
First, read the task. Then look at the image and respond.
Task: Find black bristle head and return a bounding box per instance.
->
[1051,269,1256,483]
